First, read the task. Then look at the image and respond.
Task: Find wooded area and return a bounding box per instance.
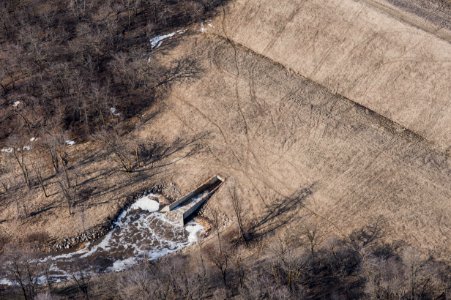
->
[0,0,223,141]
[0,0,225,219]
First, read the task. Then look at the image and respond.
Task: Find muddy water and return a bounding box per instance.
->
[1,194,203,285]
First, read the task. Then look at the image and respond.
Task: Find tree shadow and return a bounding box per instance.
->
[137,131,210,171]
[76,168,116,187]
[245,184,315,242]
[28,203,58,218]
[74,148,109,169]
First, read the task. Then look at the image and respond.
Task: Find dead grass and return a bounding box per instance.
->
[214,0,451,151]
[0,0,449,265]
[0,127,206,248]
[133,32,450,260]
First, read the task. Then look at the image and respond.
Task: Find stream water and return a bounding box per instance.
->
[0,194,204,286]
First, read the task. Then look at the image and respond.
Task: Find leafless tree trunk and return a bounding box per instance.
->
[96,130,141,172]
[12,148,31,189]
[33,163,49,197]
[205,240,233,288]
[1,180,9,194]
[58,171,78,215]
[72,270,90,300]
[8,253,38,300]
[209,208,222,250]
[230,186,248,244]
[303,224,320,260]
[41,131,67,174]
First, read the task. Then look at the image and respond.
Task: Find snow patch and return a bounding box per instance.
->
[65,140,75,146]
[1,147,13,153]
[131,195,160,212]
[12,101,21,107]
[148,247,174,261]
[186,222,203,243]
[23,145,31,151]
[109,257,137,272]
[149,30,185,49]
[0,278,14,286]
[110,107,120,116]
[30,137,37,142]
[200,21,213,33]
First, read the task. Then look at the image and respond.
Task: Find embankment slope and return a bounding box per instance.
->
[211,0,451,150]
[140,33,450,259]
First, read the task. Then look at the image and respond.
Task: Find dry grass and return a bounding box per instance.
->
[133,31,450,260]
[0,0,449,265]
[214,0,451,151]
[0,129,205,247]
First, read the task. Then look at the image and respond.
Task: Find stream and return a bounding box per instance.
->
[0,194,204,286]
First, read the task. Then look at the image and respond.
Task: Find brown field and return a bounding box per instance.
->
[0,0,450,268]
[214,0,451,151]
[134,31,450,260]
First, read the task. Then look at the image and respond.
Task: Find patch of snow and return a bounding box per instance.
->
[186,222,203,243]
[0,278,14,286]
[131,195,159,212]
[42,246,89,261]
[148,247,174,261]
[150,32,176,48]
[79,231,114,258]
[50,275,67,283]
[200,22,213,33]
[110,107,121,116]
[77,207,130,258]
[12,101,21,107]
[36,275,48,285]
[1,147,13,153]
[1,145,32,153]
[109,257,137,272]
[65,140,75,146]
[149,29,186,49]
[30,137,37,142]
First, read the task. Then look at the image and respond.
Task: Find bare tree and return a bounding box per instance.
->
[303,224,320,260]
[117,256,210,300]
[58,169,78,215]
[208,207,222,248]
[117,266,159,300]
[40,129,68,175]
[230,186,248,244]
[11,145,32,189]
[71,269,91,300]
[3,247,40,300]
[96,129,165,174]
[33,162,49,197]
[204,240,233,287]
[96,130,145,172]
